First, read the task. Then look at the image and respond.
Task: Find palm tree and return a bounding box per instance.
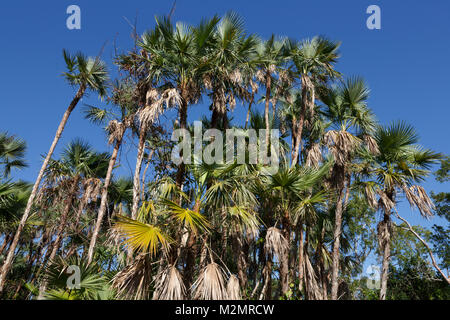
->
[199,12,256,130]
[362,121,441,299]
[320,77,378,299]
[37,140,109,296]
[0,132,27,178]
[254,35,288,147]
[85,80,136,264]
[290,37,340,166]
[258,160,332,296]
[0,50,108,293]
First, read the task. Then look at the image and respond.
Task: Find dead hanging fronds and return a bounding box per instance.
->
[324,130,360,166]
[203,74,213,90]
[80,178,102,209]
[229,69,242,85]
[363,135,379,155]
[255,69,266,83]
[364,184,378,209]
[192,262,228,300]
[140,88,183,126]
[161,88,182,109]
[268,64,276,75]
[376,190,395,214]
[152,265,186,300]
[304,253,323,300]
[402,184,435,218]
[227,92,236,110]
[107,120,126,145]
[145,88,159,105]
[377,219,392,250]
[250,79,259,94]
[226,275,241,300]
[264,227,289,260]
[112,253,153,300]
[139,102,163,127]
[306,143,323,168]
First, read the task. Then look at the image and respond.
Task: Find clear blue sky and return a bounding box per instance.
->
[0,0,448,230]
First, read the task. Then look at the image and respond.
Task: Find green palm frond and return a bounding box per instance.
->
[161,198,210,233]
[114,215,171,256]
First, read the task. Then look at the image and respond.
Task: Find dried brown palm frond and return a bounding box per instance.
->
[162,88,182,109]
[306,143,323,168]
[229,69,242,85]
[139,100,164,127]
[192,262,228,300]
[226,275,241,300]
[112,253,153,300]
[184,80,201,105]
[264,227,289,260]
[324,130,360,166]
[227,92,236,110]
[278,69,292,85]
[250,79,259,94]
[377,219,392,250]
[304,253,323,300]
[363,135,379,155]
[79,178,102,210]
[402,184,435,218]
[364,184,378,209]
[145,88,159,105]
[152,265,186,300]
[203,74,213,90]
[107,120,126,145]
[268,64,276,75]
[255,69,266,83]
[376,190,395,213]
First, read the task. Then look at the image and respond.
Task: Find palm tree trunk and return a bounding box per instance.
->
[379,213,391,300]
[87,133,124,264]
[280,210,291,295]
[298,224,305,291]
[264,72,271,148]
[244,93,254,129]
[0,85,86,293]
[131,124,147,220]
[38,176,80,297]
[175,97,188,189]
[291,74,314,166]
[330,170,348,300]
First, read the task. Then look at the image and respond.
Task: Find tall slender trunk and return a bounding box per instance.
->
[87,132,124,264]
[0,85,86,293]
[264,72,272,148]
[39,175,80,297]
[211,84,224,130]
[291,74,314,167]
[259,256,273,300]
[175,97,188,189]
[280,210,291,295]
[297,224,305,292]
[131,124,147,220]
[330,169,348,300]
[182,199,200,291]
[244,93,254,129]
[379,213,391,300]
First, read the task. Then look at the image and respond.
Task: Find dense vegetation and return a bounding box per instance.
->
[0,13,448,300]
